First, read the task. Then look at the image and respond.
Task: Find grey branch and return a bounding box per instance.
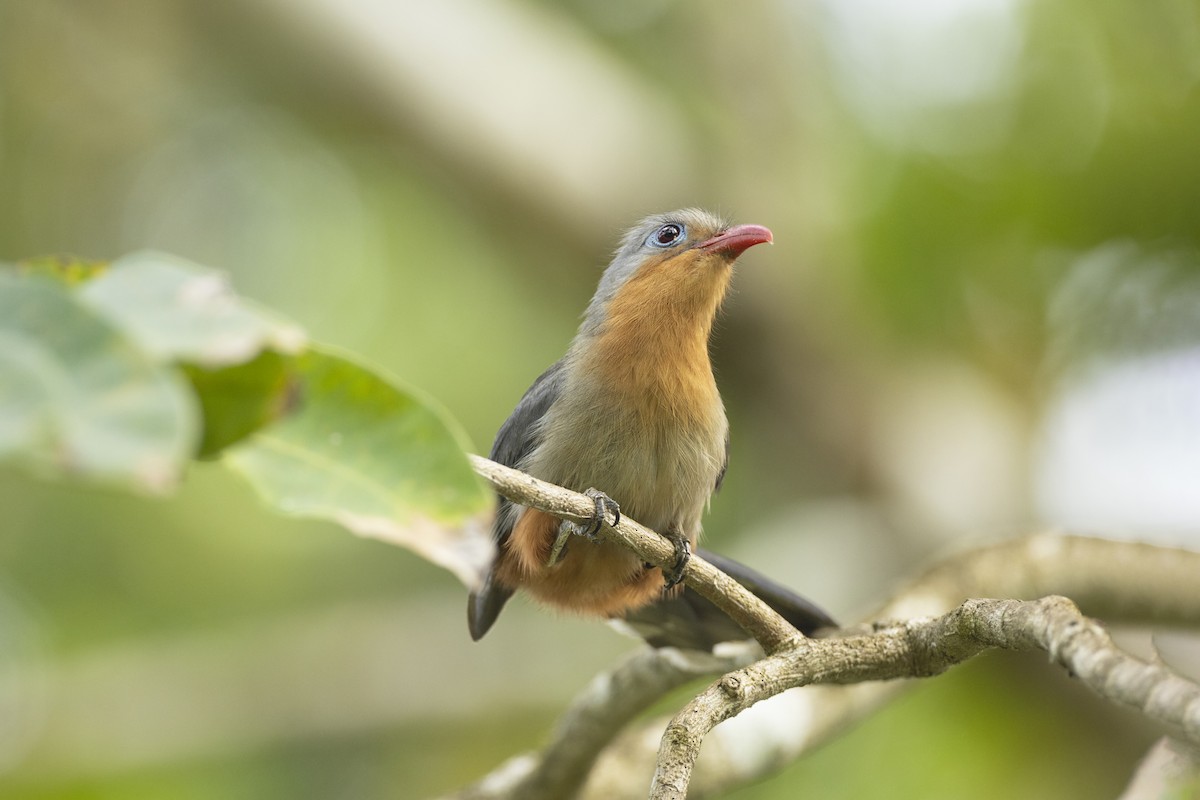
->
[1118,737,1200,800]
[461,456,1200,800]
[650,595,1200,798]
[596,535,1200,800]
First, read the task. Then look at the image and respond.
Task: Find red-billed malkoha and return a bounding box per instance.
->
[470,209,833,650]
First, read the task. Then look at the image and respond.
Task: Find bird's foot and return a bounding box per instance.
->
[660,528,691,591]
[581,488,621,537]
[545,488,620,567]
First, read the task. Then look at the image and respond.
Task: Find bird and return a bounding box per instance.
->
[469,208,834,650]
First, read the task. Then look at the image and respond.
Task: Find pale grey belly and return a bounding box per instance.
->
[522,400,726,537]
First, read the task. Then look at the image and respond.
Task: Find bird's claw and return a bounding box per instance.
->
[546,488,620,567]
[660,530,691,591]
[583,488,621,538]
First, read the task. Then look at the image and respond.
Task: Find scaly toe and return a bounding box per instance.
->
[582,488,620,540]
[661,535,691,591]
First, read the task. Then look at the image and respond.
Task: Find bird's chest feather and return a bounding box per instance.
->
[524,351,727,532]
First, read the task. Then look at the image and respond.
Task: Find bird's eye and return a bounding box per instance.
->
[647,223,685,248]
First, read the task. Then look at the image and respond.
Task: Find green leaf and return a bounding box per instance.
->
[0,273,198,491]
[183,350,301,459]
[78,251,306,368]
[224,347,493,588]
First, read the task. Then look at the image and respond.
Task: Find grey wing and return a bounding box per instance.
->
[714,430,730,492]
[490,360,566,481]
[468,359,567,640]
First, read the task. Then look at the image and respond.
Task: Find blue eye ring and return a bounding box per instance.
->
[646,223,685,248]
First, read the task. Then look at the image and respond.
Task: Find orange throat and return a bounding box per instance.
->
[583,257,730,422]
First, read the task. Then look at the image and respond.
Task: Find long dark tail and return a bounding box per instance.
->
[468,565,514,641]
[620,548,836,650]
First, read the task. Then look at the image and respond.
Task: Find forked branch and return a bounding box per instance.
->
[461,457,1200,800]
[650,595,1200,798]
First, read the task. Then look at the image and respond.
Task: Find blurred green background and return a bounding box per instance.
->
[2,0,1199,797]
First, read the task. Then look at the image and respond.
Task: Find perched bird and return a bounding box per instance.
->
[469,209,833,649]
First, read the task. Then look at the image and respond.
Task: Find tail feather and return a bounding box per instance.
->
[468,567,514,641]
[620,548,836,650]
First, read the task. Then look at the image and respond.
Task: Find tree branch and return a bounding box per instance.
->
[650,595,1200,798]
[459,456,1200,799]
[1118,737,1200,799]
[589,535,1200,799]
[468,454,804,653]
[446,648,752,800]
